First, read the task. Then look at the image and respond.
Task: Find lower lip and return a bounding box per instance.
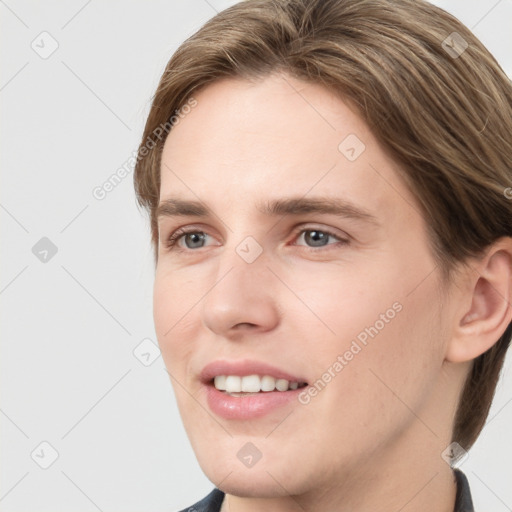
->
[204,383,305,420]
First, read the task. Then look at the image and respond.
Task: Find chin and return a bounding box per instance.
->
[219,481,291,499]
[196,445,313,498]
[209,466,306,499]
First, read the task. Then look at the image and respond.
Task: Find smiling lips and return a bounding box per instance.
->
[200,360,309,419]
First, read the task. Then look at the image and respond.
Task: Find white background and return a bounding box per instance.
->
[1,1,511,510]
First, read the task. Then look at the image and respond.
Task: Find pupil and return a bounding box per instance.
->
[186,232,205,248]
[305,230,328,247]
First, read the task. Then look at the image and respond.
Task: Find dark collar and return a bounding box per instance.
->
[178,487,224,512]
[180,469,474,512]
[453,468,475,512]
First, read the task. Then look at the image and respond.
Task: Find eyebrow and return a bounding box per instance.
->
[156,196,380,226]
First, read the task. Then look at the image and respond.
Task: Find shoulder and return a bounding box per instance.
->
[176,488,225,512]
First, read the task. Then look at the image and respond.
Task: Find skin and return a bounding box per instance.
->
[153,73,512,512]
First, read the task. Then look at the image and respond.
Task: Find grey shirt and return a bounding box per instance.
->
[178,468,474,512]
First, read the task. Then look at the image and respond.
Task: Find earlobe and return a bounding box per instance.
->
[446,240,512,364]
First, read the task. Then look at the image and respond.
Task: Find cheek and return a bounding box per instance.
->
[279,258,401,349]
[153,267,202,376]
[305,272,444,451]
[287,256,443,408]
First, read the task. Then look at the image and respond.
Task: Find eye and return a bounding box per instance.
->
[163,228,213,250]
[293,228,347,249]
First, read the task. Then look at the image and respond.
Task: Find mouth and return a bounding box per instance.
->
[212,374,308,396]
[200,360,309,419]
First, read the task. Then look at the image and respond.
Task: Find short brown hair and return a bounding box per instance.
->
[134,0,512,449]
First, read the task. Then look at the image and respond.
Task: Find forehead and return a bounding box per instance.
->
[159,73,419,225]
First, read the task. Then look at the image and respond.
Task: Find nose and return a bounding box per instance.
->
[200,246,281,339]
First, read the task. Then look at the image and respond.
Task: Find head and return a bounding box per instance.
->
[134,0,512,498]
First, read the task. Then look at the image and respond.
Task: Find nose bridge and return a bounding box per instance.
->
[200,234,281,335]
[213,227,270,289]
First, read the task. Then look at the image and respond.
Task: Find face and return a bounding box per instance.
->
[154,73,451,498]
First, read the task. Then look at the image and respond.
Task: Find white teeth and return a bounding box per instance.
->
[213,375,303,392]
[225,375,242,393]
[261,375,276,392]
[275,378,289,391]
[213,375,226,391]
[241,375,261,392]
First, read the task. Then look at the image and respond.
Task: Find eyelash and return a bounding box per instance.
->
[162,225,349,252]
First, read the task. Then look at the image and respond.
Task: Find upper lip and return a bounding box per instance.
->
[200,359,307,384]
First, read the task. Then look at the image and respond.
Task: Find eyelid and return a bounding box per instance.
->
[290,223,348,243]
[162,223,218,250]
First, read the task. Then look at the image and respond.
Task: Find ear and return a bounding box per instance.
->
[446,237,512,363]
